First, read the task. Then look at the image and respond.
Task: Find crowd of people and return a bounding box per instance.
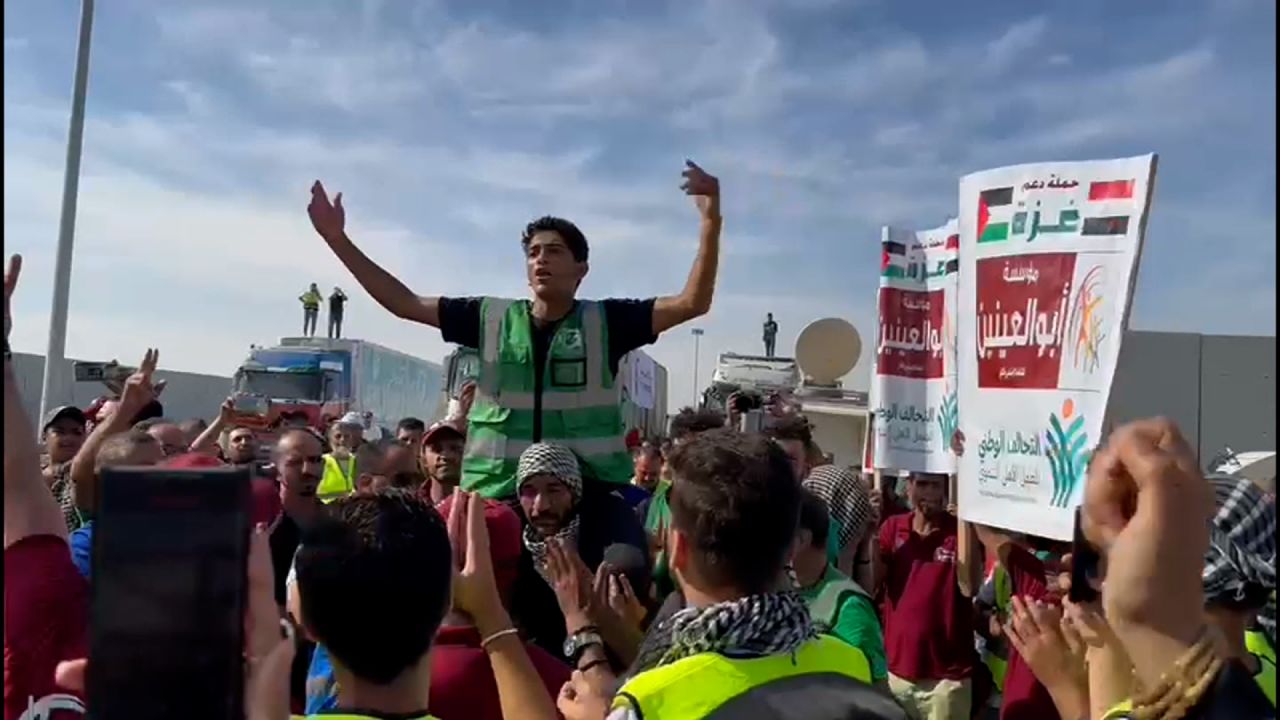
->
[3,158,1275,720]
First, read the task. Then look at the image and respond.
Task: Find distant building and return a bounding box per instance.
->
[11,352,233,427]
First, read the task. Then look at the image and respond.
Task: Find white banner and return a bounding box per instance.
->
[628,351,657,410]
[869,220,960,474]
[956,154,1157,539]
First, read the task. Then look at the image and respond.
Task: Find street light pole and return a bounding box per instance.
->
[40,0,95,420]
[691,328,704,407]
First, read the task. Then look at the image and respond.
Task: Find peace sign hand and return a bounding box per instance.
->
[119,349,160,420]
[4,254,21,341]
[681,160,720,219]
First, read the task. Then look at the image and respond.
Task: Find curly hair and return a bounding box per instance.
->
[521,216,589,263]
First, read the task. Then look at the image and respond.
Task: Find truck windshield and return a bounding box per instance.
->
[236,370,321,401]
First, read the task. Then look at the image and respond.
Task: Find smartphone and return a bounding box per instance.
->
[1068,506,1102,604]
[88,466,252,720]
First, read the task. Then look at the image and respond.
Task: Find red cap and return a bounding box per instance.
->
[423,420,466,446]
[435,495,522,604]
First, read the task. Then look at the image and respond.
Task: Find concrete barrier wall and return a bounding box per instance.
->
[11,352,232,427]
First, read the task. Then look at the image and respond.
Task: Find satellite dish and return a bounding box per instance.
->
[795,317,861,385]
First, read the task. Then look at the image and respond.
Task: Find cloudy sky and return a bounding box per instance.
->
[5,0,1274,410]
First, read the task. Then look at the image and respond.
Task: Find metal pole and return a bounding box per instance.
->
[691,328,704,407]
[40,0,95,420]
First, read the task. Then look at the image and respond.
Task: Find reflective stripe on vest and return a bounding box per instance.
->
[318,454,355,503]
[808,569,871,632]
[613,635,872,719]
[462,297,632,498]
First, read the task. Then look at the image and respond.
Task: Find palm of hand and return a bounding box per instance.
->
[308,182,345,241]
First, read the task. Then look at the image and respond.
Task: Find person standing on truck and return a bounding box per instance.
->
[300,283,323,337]
[306,160,722,499]
[763,312,779,357]
[328,286,348,339]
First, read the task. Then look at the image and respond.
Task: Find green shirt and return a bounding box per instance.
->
[799,565,888,682]
[644,478,675,597]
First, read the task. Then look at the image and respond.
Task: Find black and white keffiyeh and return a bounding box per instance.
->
[631,591,817,675]
[518,443,584,581]
[1203,473,1276,642]
[803,465,872,557]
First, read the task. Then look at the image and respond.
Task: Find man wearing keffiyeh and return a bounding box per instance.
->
[1201,473,1277,704]
[510,443,651,662]
[557,429,903,720]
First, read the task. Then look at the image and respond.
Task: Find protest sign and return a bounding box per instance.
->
[956,154,1157,539]
[869,220,960,474]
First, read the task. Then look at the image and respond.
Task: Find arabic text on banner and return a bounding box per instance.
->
[956,154,1157,540]
[869,220,960,475]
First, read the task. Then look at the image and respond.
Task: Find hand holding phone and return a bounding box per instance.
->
[1068,507,1102,605]
[88,465,252,720]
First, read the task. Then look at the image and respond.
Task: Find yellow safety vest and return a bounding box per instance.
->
[613,635,871,719]
[318,454,355,503]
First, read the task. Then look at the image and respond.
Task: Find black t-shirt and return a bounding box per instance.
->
[329,293,347,315]
[439,297,658,440]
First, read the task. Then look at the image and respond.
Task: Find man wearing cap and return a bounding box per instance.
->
[308,161,722,499]
[317,412,365,502]
[421,420,466,504]
[41,405,88,532]
[510,443,650,660]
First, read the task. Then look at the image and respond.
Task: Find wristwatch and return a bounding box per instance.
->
[563,627,604,663]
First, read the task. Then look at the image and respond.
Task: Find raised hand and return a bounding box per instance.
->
[1082,419,1211,644]
[4,254,21,341]
[307,181,346,244]
[546,539,595,629]
[680,160,720,219]
[446,491,506,630]
[119,349,160,419]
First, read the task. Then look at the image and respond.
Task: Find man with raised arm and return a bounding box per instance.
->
[307,161,721,499]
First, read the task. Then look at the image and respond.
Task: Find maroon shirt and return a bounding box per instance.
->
[999,545,1059,720]
[4,535,88,719]
[878,512,974,682]
[429,626,572,720]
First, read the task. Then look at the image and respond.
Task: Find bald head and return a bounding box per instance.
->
[275,429,324,500]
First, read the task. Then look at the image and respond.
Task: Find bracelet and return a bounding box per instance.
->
[480,627,520,649]
[579,658,610,674]
[1128,626,1224,720]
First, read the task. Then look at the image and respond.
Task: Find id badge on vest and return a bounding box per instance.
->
[549,327,588,388]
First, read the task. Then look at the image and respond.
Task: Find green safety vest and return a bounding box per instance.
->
[983,565,1013,691]
[462,298,632,498]
[614,635,872,719]
[318,454,355,503]
[808,569,872,634]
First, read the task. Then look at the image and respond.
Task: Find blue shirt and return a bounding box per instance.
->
[69,521,93,580]
[305,644,340,713]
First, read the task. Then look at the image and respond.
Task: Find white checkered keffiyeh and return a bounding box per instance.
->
[517,442,583,500]
[1203,473,1277,642]
[517,443,584,585]
[803,465,872,557]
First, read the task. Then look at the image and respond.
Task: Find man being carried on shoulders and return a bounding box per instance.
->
[308,161,721,499]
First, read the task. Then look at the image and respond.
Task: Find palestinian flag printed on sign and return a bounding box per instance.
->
[977,187,1014,243]
[881,239,909,278]
[1082,179,1135,236]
